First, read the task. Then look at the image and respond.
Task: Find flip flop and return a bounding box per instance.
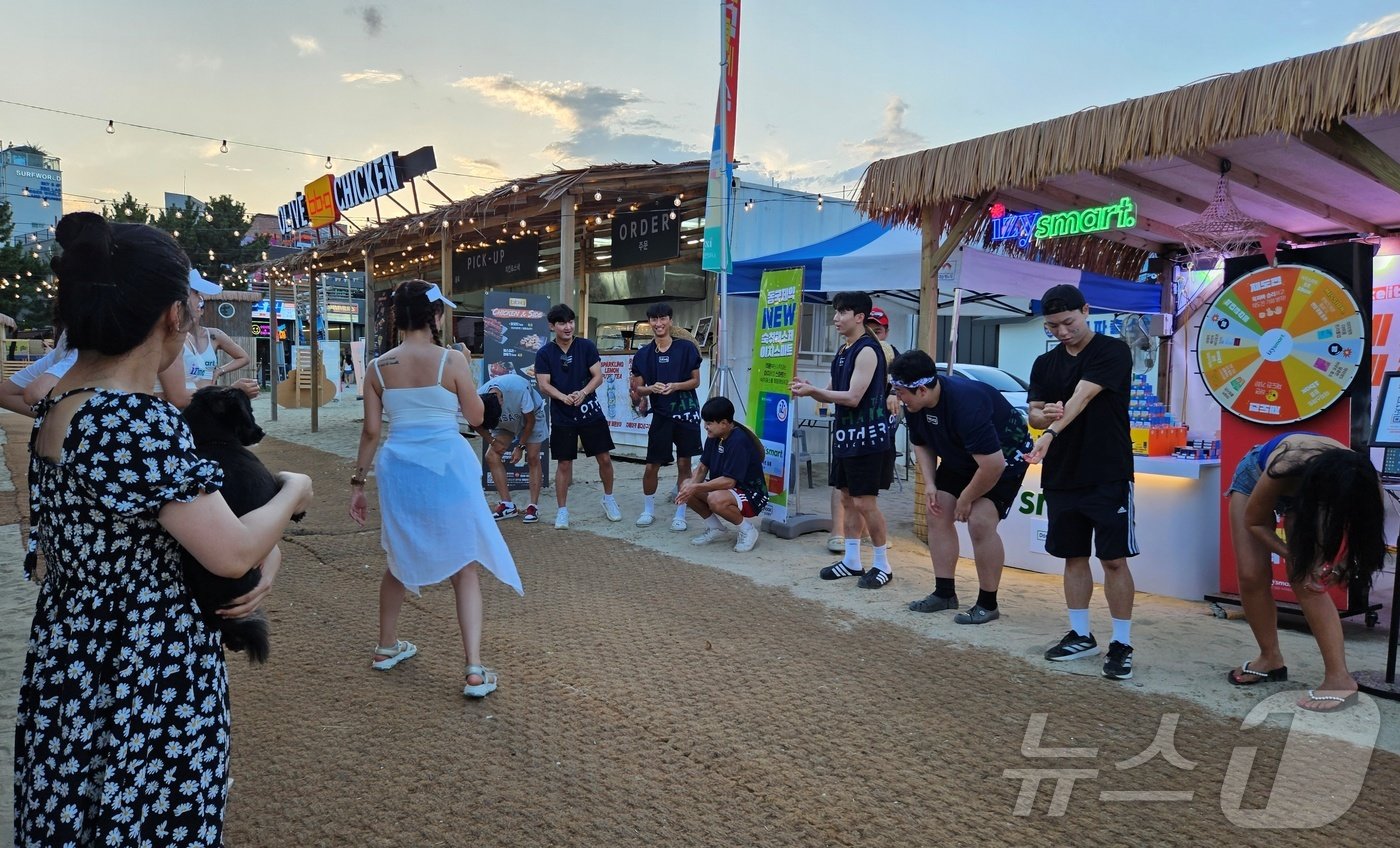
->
[1297,689,1360,713]
[1227,661,1288,686]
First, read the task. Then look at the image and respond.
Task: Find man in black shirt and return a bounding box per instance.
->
[1026,284,1139,680]
[631,302,703,531]
[678,397,768,553]
[534,303,621,529]
[891,350,1031,624]
[791,292,894,589]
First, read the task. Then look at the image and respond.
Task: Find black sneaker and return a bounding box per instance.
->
[857,568,892,589]
[1103,641,1134,680]
[1044,630,1100,662]
[820,561,866,581]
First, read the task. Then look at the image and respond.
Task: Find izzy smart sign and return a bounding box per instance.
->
[988,197,1138,248]
[610,202,681,269]
[454,236,541,289]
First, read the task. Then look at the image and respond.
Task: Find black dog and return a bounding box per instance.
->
[181,386,298,663]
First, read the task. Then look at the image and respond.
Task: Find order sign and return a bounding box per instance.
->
[1197,264,1365,424]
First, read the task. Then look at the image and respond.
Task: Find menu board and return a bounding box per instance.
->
[1197,264,1365,425]
[481,291,551,491]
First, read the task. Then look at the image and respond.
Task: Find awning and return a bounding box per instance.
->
[729,222,1161,313]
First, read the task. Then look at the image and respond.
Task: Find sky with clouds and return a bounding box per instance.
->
[4,1,1400,225]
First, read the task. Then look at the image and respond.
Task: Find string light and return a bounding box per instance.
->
[219,140,228,154]
[325,156,333,170]
[594,191,602,201]
[105,120,115,134]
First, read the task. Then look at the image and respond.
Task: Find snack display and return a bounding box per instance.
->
[518,333,544,351]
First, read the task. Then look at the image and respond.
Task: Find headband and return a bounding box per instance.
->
[889,375,936,390]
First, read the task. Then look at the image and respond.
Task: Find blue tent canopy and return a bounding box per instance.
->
[730,221,1161,314]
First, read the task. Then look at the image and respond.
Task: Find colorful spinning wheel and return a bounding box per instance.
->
[1197,264,1365,425]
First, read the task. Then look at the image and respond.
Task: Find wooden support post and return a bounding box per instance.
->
[310,275,320,433]
[918,191,992,356]
[268,278,279,422]
[440,228,454,346]
[560,194,576,309]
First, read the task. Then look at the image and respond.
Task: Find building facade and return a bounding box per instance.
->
[1,145,62,244]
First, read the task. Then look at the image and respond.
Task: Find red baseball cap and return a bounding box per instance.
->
[867,307,890,327]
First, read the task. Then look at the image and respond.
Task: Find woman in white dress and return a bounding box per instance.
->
[349,279,522,698]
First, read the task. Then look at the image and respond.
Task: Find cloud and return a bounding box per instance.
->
[359,5,384,36]
[1346,13,1400,42]
[452,75,638,132]
[290,35,322,56]
[202,162,254,173]
[842,96,926,161]
[174,51,223,72]
[341,69,403,85]
[198,141,224,160]
[453,74,699,166]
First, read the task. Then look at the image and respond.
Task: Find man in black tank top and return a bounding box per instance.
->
[791,292,894,589]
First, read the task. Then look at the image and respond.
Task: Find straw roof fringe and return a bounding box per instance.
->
[859,32,1400,224]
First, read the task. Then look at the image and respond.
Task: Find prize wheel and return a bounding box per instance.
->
[1196,264,1365,424]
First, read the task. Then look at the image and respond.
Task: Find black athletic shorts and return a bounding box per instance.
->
[831,453,893,498]
[1044,480,1139,560]
[829,447,896,493]
[551,418,614,461]
[646,416,702,465]
[933,463,1027,520]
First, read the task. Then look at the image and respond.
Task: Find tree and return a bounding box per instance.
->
[0,201,57,329]
[105,192,269,291]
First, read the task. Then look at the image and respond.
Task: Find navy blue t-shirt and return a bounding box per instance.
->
[534,336,604,425]
[906,373,1032,481]
[700,425,770,511]
[632,338,702,422]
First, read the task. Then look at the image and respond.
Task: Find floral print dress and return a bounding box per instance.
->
[13,389,228,847]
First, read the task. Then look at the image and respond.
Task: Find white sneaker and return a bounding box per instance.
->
[827,535,846,554]
[691,527,728,546]
[670,515,688,531]
[636,512,655,527]
[603,498,622,522]
[554,510,569,530]
[734,523,760,553]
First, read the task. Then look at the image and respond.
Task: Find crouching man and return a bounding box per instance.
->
[677,397,769,554]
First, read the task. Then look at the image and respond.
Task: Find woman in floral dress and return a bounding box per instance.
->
[12,212,313,847]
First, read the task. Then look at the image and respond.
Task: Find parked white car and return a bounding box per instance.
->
[935,362,1030,418]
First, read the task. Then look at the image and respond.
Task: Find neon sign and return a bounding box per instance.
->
[989,197,1137,247]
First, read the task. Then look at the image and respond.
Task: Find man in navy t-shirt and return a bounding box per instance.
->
[678,396,768,553]
[533,303,620,529]
[890,349,1032,626]
[630,302,703,531]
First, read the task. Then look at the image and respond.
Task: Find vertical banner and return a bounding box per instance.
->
[701,0,741,273]
[482,291,552,491]
[747,268,802,522]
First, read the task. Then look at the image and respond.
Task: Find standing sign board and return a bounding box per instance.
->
[482,292,552,491]
[746,268,803,522]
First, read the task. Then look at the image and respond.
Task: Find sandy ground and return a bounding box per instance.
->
[243,396,1400,750]
[3,393,1400,845]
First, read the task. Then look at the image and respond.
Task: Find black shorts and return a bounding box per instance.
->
[829,448,896,492]
[831,453,893,498]
[1044,480,1139,561]
[934,463,1027,520]
[551,418,614,461]
[646,416,702,465]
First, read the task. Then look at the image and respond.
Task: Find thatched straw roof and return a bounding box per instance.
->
[0,313,14,331]
[859,32,1400,224]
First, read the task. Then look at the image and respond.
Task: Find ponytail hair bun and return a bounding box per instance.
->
[51,212,115,285]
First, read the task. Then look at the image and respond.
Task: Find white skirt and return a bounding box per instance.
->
[376,422,523,596]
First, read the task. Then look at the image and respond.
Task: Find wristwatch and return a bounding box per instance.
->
[1044,428,1059,438]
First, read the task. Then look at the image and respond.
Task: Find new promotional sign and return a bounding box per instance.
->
[482,291,552,491]
[611,204,681,269]
[454,236,540,290]
[745,267,802,522]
